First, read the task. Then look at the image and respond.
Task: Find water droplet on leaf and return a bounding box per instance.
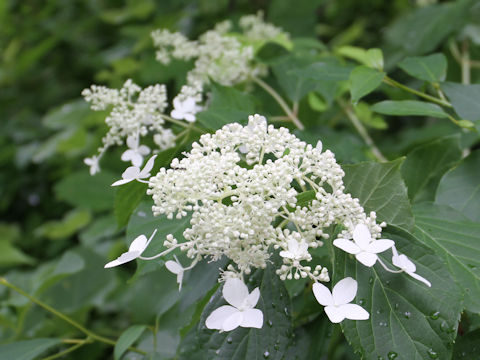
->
[387,351,398,359]
[227,337,232,344]
[263,351,270,358]
[427,349,438,359]
[404,311,411,319]
[430,311,440,320]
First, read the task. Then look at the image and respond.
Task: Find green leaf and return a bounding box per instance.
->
[453,329,480,359]
[349,66,385,103]
[398,53,447,82]
[126,201,192,278]
[371,100,449,118]
[336,226,462,360]
[294,61,353,83]
[354,102,387,130]
[401,136,462,202]
[365,48,384,71]
[436,150,480,222]
[178,261,293,360]
[114,324,147,360]
[114,181,147,229]
[342,159,414,231]
[0,239,34,267]
[442,82,480,122]
[414,202,480,313]
[336,47,384,71]
[54,170,116,211]
[35,209,91,240]
[0,338,61,360]
[196,84,255,130]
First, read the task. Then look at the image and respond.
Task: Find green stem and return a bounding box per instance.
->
[383,76,452,108]
[251,76,305,130]
[0,278,146,356]
[41,339,92,360]
[337,99,387,162]
[162,115,204,134]
[461,39,471,85]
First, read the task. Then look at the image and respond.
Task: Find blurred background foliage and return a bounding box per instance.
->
[0,0,479,359]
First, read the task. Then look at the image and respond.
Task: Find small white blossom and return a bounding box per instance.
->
[313,277,369,323]
[105,229,157,268]
[112,155,157,186]
[205,278,263,331]
[165,255,185,291]
[121,134,150,167]
[84,156,100,175]
[171,97,202,122]
[392,247,431,287]
[279,238,309,260]
[333,224,394,267]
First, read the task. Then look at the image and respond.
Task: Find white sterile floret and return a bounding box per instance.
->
[121,134,151,167]
[313,277,369,323]
[171,97,202,122]
[105,229,157,268]
[392,247,431,287]
[112,155,157,186]
[148,114,381,283]
[84,156,100,175]
[333,224,394,267]
[165,255,185,291]
[205,278,263,331]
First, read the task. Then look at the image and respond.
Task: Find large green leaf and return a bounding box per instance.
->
[0,338,61,360]
[414,202,480,313]
[335,226,462,360]
[453,329,480,359]
[126,201,192,278]
[441,83,480,122]
[398,53,447,82]
[401,136,462,202]
[343,159,414,231]
[114,324,147,360]
[54,170,116,211]
[349,66,385,103]
[196,84,255,130]
[371,100,449,118]
[435,150,480,222]
[178,262,293,360]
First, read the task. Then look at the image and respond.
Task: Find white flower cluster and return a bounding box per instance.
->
[82,79,176,174]
[147,114,379,283]
[151,12,290,90]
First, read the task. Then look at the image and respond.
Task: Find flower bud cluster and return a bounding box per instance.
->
[147,114,380,283]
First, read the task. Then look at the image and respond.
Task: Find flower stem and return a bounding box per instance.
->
[162,115,204,133]
[40,339,92,360]
[337,99,387,162]
[251,76,305,130]
[461,39,471,85]
[0,277,146,356]
[383,76,452,108]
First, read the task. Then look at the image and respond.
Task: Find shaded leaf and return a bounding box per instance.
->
[343,159,414,231]
[114,325,147,360]
[0,338,61,360]
[414,202,480,313]
[372,100,449,118]
[349,66,385,103]
[435,150,480,222]
[442,82,480,122]
[398,53,447,82]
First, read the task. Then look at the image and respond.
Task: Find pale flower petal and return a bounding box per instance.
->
[324,306,346,323]
[332,277,357,305]
[129,234,148,253]
[365,239,395,254]
[104,251,140,268]
[244,287,260,308]
[353,224,372,248]
[408,271,432,287]
[223,278,249,309]
[240,308,263,328]
[222,311,244,331]
[355,252,378,267]
[205,305,238,330]
[126,135,138,149]
[111,178,134,186]
[140,155,157,178]
[122,166,141,180]
[340,304,370,320]
[138,144,151,156]
[165,260,183,274]
[333,238,361,255]
[171,109,183,120]
[312,282,334,306]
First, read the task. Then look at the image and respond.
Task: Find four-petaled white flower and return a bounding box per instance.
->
[171,97,202,122]
[392,247,431,287]
[205,278,263,332]
[121,135,151,167]
[165,255,185,291]
[313,277,369,323]
[112,155,157,186]
[105,229,157,268]
[84,156,100,175]
[279,239,309,260]
[333,224,395,267]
